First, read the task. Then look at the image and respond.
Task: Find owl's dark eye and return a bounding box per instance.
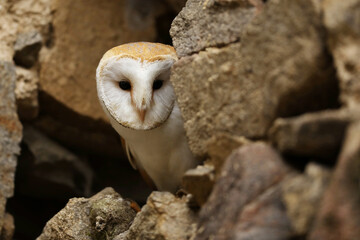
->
[153,80,163,90]
[119,81,131,91]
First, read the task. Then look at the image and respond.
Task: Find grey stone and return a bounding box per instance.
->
[171,0,337,158]
[37,187,137,240]
[117,191,197,240]
[13,31,42,68]
[0,61,22,237]
[170,0,263,57]
[269,109,360,161]
[195,142,293,240]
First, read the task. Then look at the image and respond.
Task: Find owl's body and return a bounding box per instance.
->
[96,42,197,192]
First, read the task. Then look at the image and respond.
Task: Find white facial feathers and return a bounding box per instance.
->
[97,57,176,130]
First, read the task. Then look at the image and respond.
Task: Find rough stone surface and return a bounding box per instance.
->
[170,0,263,57]
[323,0,360,108]
[0,213,14,240]
[206,133,251,174]
[15,66,39,120]
[195,142,292,240]
[16,125,93,199]
[171,0,337,158]
[269,109,359,161]
[37,187,137,240]
[182,165,215,206]
[116,191,197,240]
[0,0,52,61]
[0,61,22,237]
[39,0,160,122]
[13,31,42,68]
[309,122,360,240]
[282,163,331,236]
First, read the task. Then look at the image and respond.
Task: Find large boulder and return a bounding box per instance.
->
[171,0,338,159]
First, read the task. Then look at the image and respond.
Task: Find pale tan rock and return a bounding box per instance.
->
[117,191,197,240]
[323,0,360,108]
[282,163,331,235]
[15,66,39,120]
[171,0,337,158]
[37,187,137,240]
[182,165,215,206]
[0,0,52,61]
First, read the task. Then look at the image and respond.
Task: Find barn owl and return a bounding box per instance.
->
[96,42,197,192]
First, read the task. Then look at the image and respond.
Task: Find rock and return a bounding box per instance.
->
[37,187,137,240]
[182,165,215,206]
[13,31,42,68]
[269,109,359,161]
[282,163,332,236]
[38,0,159,123]
[323,0,360,108]
[170,0,263,57]
[116,191,197,240]
[16,125,93,199]
[15,66,39,120]
[0,213,14,240]
[206,133,251,174]
[195,142,293,240]
[171,0,337,158]
[308,122,360,240]
[0,61,22,237]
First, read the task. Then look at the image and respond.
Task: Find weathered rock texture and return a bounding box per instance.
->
[37,188,137,240]
[309,122,360,240]
[282,163,331,236]
[171,0,338,159]
[195,142,292,240]
[15,67,39,120]
[323,0,360,108]
[0,62,22,239]
[170,0,263,57]
[270,109,360,161]
[117,192,197,240]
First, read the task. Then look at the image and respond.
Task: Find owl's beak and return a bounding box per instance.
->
[137,109,146,122]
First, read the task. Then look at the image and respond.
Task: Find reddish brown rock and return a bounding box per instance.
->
[195,142,292,240]
[308,122,360,240]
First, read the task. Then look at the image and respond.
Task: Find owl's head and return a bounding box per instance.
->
[96,42,178,130]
